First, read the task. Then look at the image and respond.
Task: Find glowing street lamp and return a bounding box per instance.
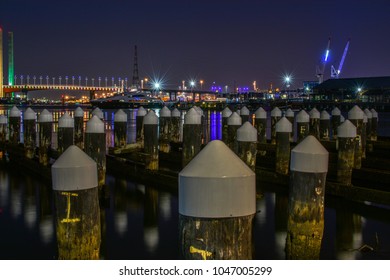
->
[65,76,68,86]
[85,77,88,86]
[200,80,204,90]
[39,76,43,85]
[59,76,62,85]
[72,76,75,86]
[78,76,81,87]
[33,76,36,85]
[92,78,95,87]
[98,77,101,87]
[105,77,108,87]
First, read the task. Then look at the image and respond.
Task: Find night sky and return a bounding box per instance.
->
[1,0,390,97]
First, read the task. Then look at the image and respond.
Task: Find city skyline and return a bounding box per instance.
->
[1,0,390,97]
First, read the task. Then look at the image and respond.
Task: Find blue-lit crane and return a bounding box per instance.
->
[316,37,331,84]
[331,39,350,79]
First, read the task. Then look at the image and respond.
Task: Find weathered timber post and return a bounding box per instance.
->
[52,145,101,260]
[74,107,84,149]
[363,109,373,152]
[23,108,37,159]
[348,105,364,169]
[222,107,232,144]
[362,114,367,159]
[236,121,257,171]
[114,109,127,149]
[254,107,267,144]
[136,106,147,148]
[179,140,256,260]
[0,115,7,144]
[320,110,330,141]
[143,110,159,171]
[182,108,202,168]
[296,110,309,143]
[9,106,21,145]
[171,108,181,143]
[159,106,171,153]
[275,117,292,175]
[58,112,74,155]
[38,109,53,167]
[331,107,341,139]
[195,106,208,145]
[286,135,329,259]
[285,108,295,142]
[226,112,242,151]
[240,106,250,123]
[336,120,356,185]
[84,115,106,187]
[340,115,345,123]
[270,107,282,144]
[91,107,103,120]
[309,108,320,139]
[370,109,378,141]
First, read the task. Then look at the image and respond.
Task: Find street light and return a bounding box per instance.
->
[98,77,101,87]
[59,76,62,85]
[85,77,88,86]
[72,76,75,86]
[200,80,204,90]
[33,76,36,85]
[92,78,95,87]
[27,75,30,85]
[65,76,68,86]
[78,76,81,87]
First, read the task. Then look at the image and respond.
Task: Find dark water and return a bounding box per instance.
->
[0,106,389,260]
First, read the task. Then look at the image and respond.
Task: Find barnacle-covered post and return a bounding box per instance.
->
[296,110,309,143]
[337,120,356,185]
[38,109,53,167]
[236,121,257,171]
[182,108,202,168]
[143,110,159,171]
[275,117,292,175]
[114,109,127,149]
[23,108,37,159]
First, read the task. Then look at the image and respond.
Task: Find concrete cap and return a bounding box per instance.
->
[309,108,320,119]
[0,115,7,124]
[143,110,159,125]
[370,108,378,118]
[236,109,240,115]
[285,108,294,118]
[193,106,204,116]
[86,115,104,133]
[271,107,282,117]
[91,107,104,119]
[255,107,267,119]
[184,108,201,125]
[38,109,53,123]
[10,106,21,117]
[363,114,368,123]
[337,120,357,138]
[222,107,232,118]
[172,108,181,117]
[58,112,74,128]
[24,108,36,120]
[348,105,364,120]
[74,107,84,117]
[276,117,292,133]
[227,112,242,126]
[320,110,330,120]
[332,107,341,116]
[240,106,250,116]
[290,135,329,173]
[160,106,171,117]
[364,109,372,118]
[296,110,309,123]
[137,106,147,117]
[340,115,345,122]
[52,145,97,191]
[237,121,257,142]
[179,140,255,218]
[114,109,127,122]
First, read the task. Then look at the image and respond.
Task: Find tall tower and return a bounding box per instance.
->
[8,32,14,86]
[0,27,4,98]
[131,45,140,89]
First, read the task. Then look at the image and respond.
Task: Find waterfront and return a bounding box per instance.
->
[0,106,390,260]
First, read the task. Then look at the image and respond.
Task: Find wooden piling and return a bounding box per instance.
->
[38,109,53,167]
[23,108,37,159]
[336,120,356,185]
[240,106,250,123]
[0,115,6,144]
[285,108,295,142]
[171,108,181,143]
[179,140,256,260]
[286,135,329,259]
[370,109,378,141]
[348,105,364,169]
[182,108,202,168]
[143,110,159,171]
[254,107,267,145]
[309,108,320,139]
[58,112,74,155]
[114,109,127,149]
[52,145,100,260]
[159,106,171,153]
[271,107,282,144]
[362,114,367,159]
[296,110,309,143]
[320,110,330,141]
[222,107,232,144]
[84,115,106,187]
[227,112,242,151]
[275,117,292,175]
[363,109,373,153]
[91,107,104,120]
[74,107,84,149]
[9,106,21,145]
[136,106,147,147]
[331,107,341,139]
[236,121,257,171]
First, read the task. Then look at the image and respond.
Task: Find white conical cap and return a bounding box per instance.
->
[237,122,257,142]
[285,108,294,118]
[74,107,84,117]
[38,109,53,123]
[348,105,364,120]
[222,107,232,118]
[0,115,7,124]
[227,112,242,126]
[332,107,341,116]
[24,108,36,120]
[86,115,104,133]
[290,135,329,173]
[52,145,97,191]
[276,117,292,133]
[337,120,356,138]
[193,106,204,116]
[10,106,21,117]
[91,107,104,119]
[160,106,171,117]
[320,110,330,120]
[179,140,255,218]
[137,106,147,117]
[370,108,378,118]
[271,107,282,117]
[143,110,158,125]
[340,115,345,122]
[58,112,74,128]
[255,107,267,119]
[240,106,250,116]
[172,108,181,117]
[184,108,201,125]
[236,109,240,115]
[364,109,372,118]
[296,110,309,123]
[309,108,320,119]
[114,109,127,122]
[363,114,368,123]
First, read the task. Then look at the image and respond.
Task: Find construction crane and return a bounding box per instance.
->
[331,39,350,79]
[316,37,331,84]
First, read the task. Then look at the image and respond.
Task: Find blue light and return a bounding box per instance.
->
[324,50,329,62]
